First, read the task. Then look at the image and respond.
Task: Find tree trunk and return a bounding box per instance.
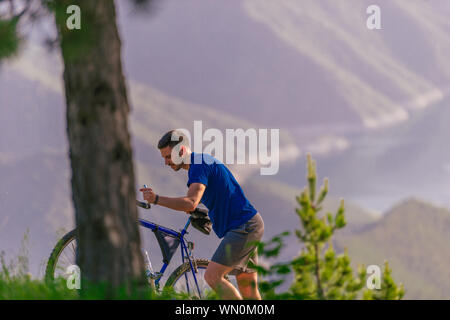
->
[53,0,146,297]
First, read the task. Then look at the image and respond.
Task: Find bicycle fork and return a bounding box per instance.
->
[181,239,202,298]
[142,249,162,286]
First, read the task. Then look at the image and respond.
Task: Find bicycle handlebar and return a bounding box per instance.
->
[136,200,151,209]
[136,200,209,215]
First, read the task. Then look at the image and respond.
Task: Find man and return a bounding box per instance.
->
[140,130,264,300]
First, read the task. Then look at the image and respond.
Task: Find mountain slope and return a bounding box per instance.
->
[118,0,449,129]
[335,198,450,299]
[315,94,450,211]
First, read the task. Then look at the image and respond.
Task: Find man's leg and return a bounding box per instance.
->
[204,261,243,300]
[236,271,261,300]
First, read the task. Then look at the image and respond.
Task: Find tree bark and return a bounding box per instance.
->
[53,0,146,297]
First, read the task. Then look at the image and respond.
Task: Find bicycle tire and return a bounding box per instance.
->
[164,258,211,297]
[45,229,77,281]
[45,229,156,290]
[164,258,238,299]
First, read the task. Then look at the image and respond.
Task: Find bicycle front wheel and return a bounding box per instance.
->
[45,229,77,281]
[45,227,157,290]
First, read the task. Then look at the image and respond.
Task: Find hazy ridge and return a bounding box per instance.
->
[1,1,450,298]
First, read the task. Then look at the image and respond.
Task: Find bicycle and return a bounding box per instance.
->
[45,198,236,299]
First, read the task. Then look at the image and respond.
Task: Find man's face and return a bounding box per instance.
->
[160,146,183,171]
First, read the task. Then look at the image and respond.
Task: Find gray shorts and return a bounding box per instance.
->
[211,212,264,275]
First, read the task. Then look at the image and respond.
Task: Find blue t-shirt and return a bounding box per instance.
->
[187,152,257,238]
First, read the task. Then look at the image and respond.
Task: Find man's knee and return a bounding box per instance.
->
[204,262,229,287]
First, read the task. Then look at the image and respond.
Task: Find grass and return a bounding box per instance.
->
[0,254,220,300]
[0,272,78,300]
[0,229,79,300]
[0,237,221,300]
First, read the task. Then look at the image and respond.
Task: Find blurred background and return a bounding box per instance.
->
[1,0,450,299]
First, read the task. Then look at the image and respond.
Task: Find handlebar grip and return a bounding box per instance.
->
[136,200,151,209]
[138,184,151,209]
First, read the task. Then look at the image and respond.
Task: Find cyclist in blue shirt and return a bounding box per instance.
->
[140,130,264,300]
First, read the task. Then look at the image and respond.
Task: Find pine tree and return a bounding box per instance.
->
[0,0,151,297]
[50,0,147,297]
[255,153,404,300]
[288,154,367,299]
[0,17,19,60]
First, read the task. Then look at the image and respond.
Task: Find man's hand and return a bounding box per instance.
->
[139,187,156,204]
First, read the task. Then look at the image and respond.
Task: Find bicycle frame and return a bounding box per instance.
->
[138,216,203,298]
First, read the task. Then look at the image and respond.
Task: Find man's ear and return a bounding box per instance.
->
[179,145,185,157]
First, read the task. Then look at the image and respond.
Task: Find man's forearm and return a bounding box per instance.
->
[156,195,196,212]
